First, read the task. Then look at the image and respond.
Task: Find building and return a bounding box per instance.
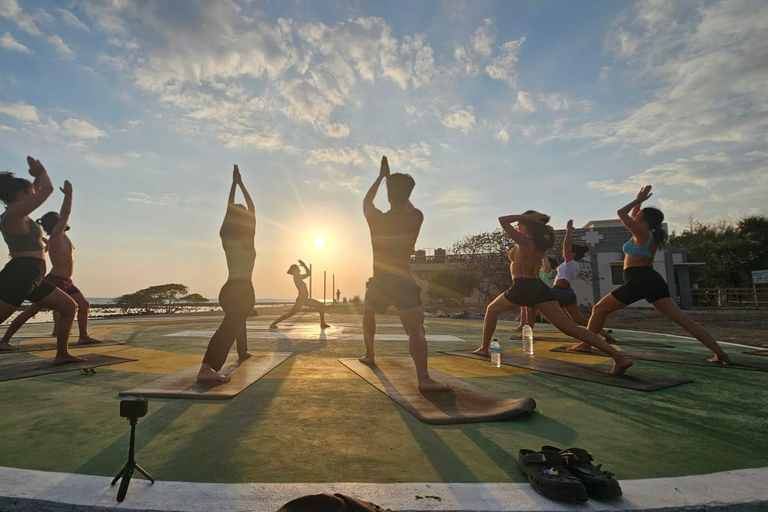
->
[410,219,698,308]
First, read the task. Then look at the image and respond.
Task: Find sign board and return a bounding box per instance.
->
[752,270,768,285]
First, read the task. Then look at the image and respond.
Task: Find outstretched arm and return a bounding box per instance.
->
[618,185,653,241]
[498,212,548,246]
[363,156,389,216]
[298,259,311,279]
[5,157,54,220]
[237,170,255,213]
[563,219,575,262]
[50,181,73,238]
[228,165,238,206]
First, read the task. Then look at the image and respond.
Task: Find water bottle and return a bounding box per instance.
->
[522,325,534,355]
[490,338,501,368]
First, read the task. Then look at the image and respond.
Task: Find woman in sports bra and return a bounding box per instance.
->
[198,164,257,383]
[0,157,80,362]
[579,185,731,364]
[552,219,616,342]
[473,210,633,375]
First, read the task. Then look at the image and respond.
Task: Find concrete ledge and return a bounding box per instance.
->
[1,466,767,512]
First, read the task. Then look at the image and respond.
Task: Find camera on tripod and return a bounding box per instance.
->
[112,396,154,502]
[119,396,148,419]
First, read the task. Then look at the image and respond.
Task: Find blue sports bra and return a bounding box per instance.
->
[622,232,654,258]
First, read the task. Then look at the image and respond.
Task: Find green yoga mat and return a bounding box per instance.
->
[0,340,124,355]
[551,346,768,372]
[0,354,137,382]
[440,350,693,391]
[339,357,536,425]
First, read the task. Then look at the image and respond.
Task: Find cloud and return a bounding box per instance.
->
[452,18,497,76]
[494,127,510,145]
[472,18,495,57]
[485,37,525,88]
[126,192,199,205]
[0,0,41,36]
[441,105,476,133]
[512,91,536,113]
[537,92,593,112]
[324,123,350,139]
[0,101,39,122]
[62,118,106,139]
[57,9,89,31]
[1,31,31,53]
[599,66,610,82]
[47,34,74,59]
[307,142,432,172]
[221,131,285,151]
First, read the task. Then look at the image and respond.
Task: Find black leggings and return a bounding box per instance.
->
[202,279,255,371]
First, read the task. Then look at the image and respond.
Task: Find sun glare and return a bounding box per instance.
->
[313,236,327,248]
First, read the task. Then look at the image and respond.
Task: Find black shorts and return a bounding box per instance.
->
[365,274,422,314]
[503,278,556,307]
[552,286,578,307]
[611,266,671,305]
[0,257,56,307]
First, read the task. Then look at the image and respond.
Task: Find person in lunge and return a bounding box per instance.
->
[269,259,330,329]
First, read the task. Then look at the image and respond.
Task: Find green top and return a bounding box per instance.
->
[0,214,44,253]
[223,239,256,281]
[539,268,556,287]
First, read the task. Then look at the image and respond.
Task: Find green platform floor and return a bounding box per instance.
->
[0,313,766,485]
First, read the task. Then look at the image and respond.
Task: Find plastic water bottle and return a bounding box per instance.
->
[490,338,501,368]
[522,325,534,355]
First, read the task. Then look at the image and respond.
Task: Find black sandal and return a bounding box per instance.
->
[542,446,622,500]
[517,448,588,503]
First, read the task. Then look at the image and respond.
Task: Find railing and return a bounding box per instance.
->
[691,287,768,308]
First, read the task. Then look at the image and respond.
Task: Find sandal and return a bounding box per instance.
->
[542,446,622,500]
[517,448,588,502]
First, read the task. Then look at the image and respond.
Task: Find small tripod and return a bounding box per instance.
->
[111,415,154,502]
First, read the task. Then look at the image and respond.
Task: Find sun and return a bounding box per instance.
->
[313,236,327,249]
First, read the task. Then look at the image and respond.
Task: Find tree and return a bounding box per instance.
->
[112,283,206,314]
[182,293,209,304]
[449,229,514,301]
[427,270,475,306]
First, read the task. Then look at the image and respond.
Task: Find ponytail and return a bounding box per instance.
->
[522,210,555,251]
[641,207,668,247]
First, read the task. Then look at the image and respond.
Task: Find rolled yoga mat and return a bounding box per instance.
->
[551,345,768,372]
[120,352,292,400]
[338,357,536,425]
[0,354,137,382]
[440,350,693,391]
[0,340,124,355]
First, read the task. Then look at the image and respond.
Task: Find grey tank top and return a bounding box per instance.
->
[0,214,44,253]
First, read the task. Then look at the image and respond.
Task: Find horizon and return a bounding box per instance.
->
[1,0,766,299]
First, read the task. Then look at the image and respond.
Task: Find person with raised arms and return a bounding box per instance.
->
[578,186,731,364]
[197,164,256,383]
[269,259,330,330]
[0,157,80,363]
[0,181,102,347]
[359,156,450,392]
[472,211,633,375]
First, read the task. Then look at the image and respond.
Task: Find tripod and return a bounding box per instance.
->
[111,416,154,502]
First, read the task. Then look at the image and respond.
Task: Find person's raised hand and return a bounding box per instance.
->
[566,219,574,232]
[60,180,72,196]
[379,156,390,179]
[27,156,47,177]
[233,164,242,184]
[636,185,653,203]
[298,259,306,266]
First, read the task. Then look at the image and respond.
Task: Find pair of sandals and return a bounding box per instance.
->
[517,446,622,502]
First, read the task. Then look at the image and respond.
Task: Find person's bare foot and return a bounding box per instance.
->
[604,333,618,344]
[708,353,732,365]
[77,336,103,345]
[197,366,231,383]
[0,343,20,352]
[320,323,331,329]
[54,353,85,364]
[239,352,252,362]
[359,356,375,365]
[567,342,592,353]
[269,324,278,330]
[607,356,633,375]
[471,347,489,357]
[418,378,452,392]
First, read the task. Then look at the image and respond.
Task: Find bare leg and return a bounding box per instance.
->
[270,303,301,328]
[52,310,60,336]
[0,302,43,350]
[35,290,80,363]
[359,303,376,364]
[651,298,731,363]
[305,298,330,328]
[537,301,632,375]
[235,320,251,361]
[70,293,100,344]
[475,293,518,356]
[579,294,627,352]
[399,306,450,392]
[564,304,616,342]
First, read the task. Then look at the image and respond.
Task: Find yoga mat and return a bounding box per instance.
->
[120,352,292,400]
[164,331,464,342]
[551,346,768,372]
[440,350,692,391]
[338,357,536,425]
[0,354,137,382]
[505,333,674,348]
[0,340,124,355]
[744,349,768,357]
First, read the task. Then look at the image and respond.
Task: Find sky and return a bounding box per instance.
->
[1,0,767,299]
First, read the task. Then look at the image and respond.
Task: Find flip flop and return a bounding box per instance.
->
[517,449,588,503]
[542,446,622,500]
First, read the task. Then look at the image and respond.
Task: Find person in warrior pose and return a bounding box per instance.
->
[578,186,731,364]
[0,183,102,347]
[472,210,633,375]
[552,220,616,343]
[359,156,450,392]
[0,158,80,362]
[269,260,330,329]
[197,165,256,383]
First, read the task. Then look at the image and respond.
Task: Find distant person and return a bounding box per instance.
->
[197,165,256,383]
[269,259,330,329]
[0,182,102,347]
[335,288,341,304]
[580,186,731,364]
[359,156,450,392]
[471,210,633,375]
[552,220,616,342]
[0,157,80,362]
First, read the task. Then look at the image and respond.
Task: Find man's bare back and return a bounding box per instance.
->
[47,232,74,278]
